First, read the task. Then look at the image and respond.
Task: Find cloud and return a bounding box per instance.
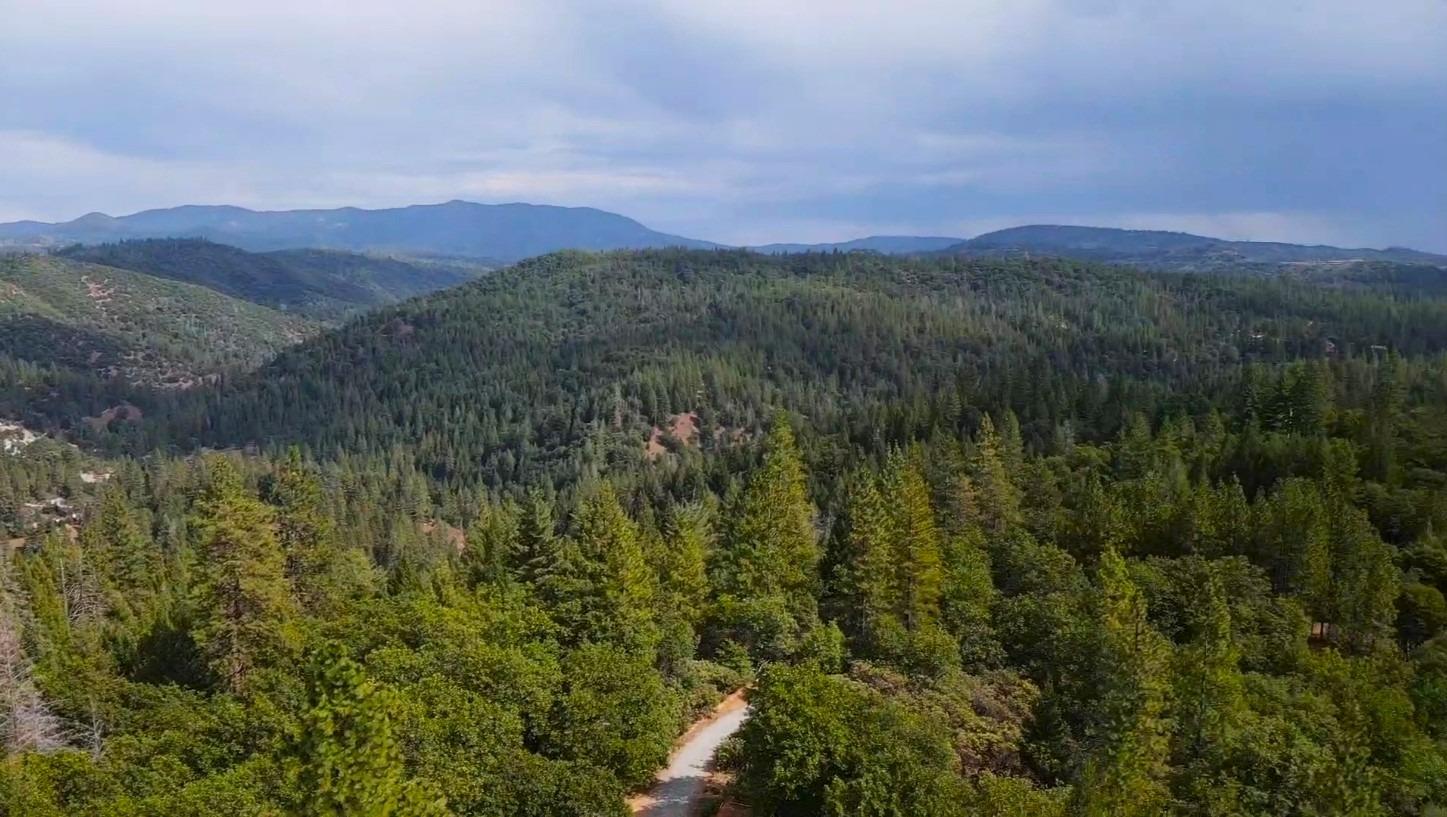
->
[0,0,1442,249]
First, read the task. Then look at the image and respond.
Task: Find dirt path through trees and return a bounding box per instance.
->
[629,690,750,817]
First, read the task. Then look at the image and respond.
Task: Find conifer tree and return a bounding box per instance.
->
[659,502,711,627]
[1170,574,1247,814]
[292,644,450,817]
[271,451,374,612]
[543,482,657,654]
[191,457,301,692]
[80,486,158,623]
[832,469,897,653]
[714,415,821,654]
[512,490,558,588]
[882,452,944,631]
[1071,548,1170,817]
[0,558,67,755]
[966,415,1023,537]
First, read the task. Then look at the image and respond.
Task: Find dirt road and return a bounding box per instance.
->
[629,690,750,817]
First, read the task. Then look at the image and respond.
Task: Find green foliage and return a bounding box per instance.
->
[58,239,477,320]
[190,457,302,692]
[711,416,820,659]
[0,252,316,389]
[3,248,1447,816]
[291,643,451,817]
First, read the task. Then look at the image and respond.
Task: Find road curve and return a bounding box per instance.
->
[629,690,750,817]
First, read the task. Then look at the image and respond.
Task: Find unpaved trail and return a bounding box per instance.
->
[629,690,750,817]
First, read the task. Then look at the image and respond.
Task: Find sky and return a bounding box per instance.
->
[0,0,1444,250]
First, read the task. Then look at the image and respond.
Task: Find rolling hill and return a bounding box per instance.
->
[944,224,1447,270]
[2,200,716,261]
[56,239,484,319]
[0,253,317,388]
[750,235,965,254]
[145,248,1447,488]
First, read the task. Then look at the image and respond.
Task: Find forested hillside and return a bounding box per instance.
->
[149,249,1447,490]
[0,254,315,389]
[2,249,1446,815]
[57,239,481,319]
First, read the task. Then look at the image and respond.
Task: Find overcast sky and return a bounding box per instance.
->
[1,0,1443,249]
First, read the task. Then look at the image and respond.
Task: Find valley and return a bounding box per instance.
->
[1,221,1446,817]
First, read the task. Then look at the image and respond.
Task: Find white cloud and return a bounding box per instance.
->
[0,0,1442,249]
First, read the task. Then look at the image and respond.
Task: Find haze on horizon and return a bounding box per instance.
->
[1,0,1443,252]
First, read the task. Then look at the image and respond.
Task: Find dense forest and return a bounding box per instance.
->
[1,249,1446,815]
[57,240,483,320]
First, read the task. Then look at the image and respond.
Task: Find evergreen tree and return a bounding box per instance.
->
[292,643,450,817]
[270,451,374,612]
[1070,549,1170,817]
[190,457,301,692]
[713,416,821,656]
[659,502,711,627]
[832,469,898,653]
[512,491,558,588]
[882,452,944,632]
[1169,574,1247,815]
[966,415,1023,537]
[542,482,658,654]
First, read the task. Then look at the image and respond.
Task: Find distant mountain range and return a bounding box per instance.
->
[0,201,716,262]
[943,225,1447,270]
[3,202,1443,271]
[749,236,966,254]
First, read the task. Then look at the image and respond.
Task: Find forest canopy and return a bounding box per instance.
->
[1,249,1446,815]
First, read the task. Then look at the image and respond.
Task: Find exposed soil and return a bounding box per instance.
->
[629,690,750,817]
[645,411,701,460]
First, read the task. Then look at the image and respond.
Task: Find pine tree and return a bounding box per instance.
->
[882,453,944,632]
[191,457,302,692]
[78,486,159,627]
[966,415,1023,536]
[1322,442,1398,651]
[271,451,373,612]
[833,469,898,653]
[292,643,450,817]
[659,502,711,627]
[0,557,67,754]
[461,499,519,587]
[512,491,559,588]
[715,415,821,654]
[543,482,658,654]
[1071,548,1170,817]
[1170,574,1247,815]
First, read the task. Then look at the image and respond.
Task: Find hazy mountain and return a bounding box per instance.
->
[944,225,1447,269]
[8,204,1444,273]
[1,201,716,261]
[57,239,484,319]
[750,235,965,254]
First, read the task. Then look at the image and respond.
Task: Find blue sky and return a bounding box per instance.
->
[1,0,1443,250]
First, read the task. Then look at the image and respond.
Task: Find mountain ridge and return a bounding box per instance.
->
[4,203,1443,269]
[945,224,1447,269]
[0,200,717,262]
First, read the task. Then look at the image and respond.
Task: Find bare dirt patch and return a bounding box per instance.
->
[645,412,701,461]
[420,519,467,552]
[85,403,144,432]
